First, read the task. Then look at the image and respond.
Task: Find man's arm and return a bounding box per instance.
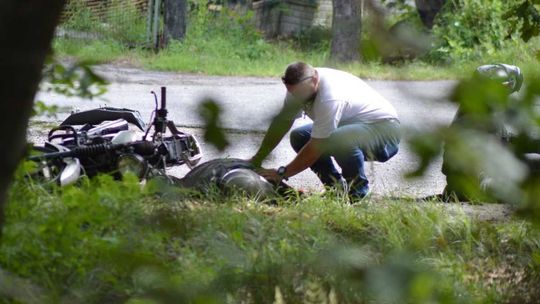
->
[257,137,326,182]
[251,115,294,167]
[250,102,301,167]
[283,138,324,177]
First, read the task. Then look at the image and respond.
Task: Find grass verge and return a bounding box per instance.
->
[1,174,539,303]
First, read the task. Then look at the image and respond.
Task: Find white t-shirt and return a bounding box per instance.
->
[284,68,399,138]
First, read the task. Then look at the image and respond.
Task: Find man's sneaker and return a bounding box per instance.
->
[348,187,371,204]
[336,178,348,195]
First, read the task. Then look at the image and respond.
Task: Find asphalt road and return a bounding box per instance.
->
[34,65,459,197]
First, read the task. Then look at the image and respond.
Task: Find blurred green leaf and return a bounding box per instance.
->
[406,128,444,178]
[444,128,527,203]
[450,75,509,116]
[198,99,229,151]
[32,101,59,118]
[32,58,108,118]
[41,57,109,100]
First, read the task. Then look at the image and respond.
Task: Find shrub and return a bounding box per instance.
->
[427,0,521,63]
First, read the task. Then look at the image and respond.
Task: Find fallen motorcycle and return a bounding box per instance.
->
[27,87,202,186]
[27,88,300,202]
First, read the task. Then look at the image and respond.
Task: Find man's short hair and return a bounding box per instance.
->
[281,62,315,85]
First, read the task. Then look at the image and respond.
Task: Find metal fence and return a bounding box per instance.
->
[57,0,160,47]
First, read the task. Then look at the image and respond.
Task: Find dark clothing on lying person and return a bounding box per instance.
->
[173,158,299,201]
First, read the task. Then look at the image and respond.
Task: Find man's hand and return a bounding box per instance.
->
[257,168,282,184]
[255,138,325,184]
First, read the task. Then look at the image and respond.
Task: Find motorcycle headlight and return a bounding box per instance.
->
[117,154,147,179]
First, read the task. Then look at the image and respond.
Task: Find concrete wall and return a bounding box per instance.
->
[253,0,332,37]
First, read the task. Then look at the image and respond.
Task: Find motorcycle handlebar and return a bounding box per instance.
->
[161,86,166,110]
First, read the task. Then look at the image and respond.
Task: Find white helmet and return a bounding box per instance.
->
[220,168,276,200]
[475,64,524,93]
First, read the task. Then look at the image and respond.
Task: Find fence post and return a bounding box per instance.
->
[163,0,188,47]
[152,0,162,49]
[146,0,155,45]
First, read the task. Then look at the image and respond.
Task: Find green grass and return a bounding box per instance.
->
[53,39,135,65]
[52,36,540,81]
[1,174,539,303]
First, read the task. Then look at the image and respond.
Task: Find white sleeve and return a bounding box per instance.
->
[311,99,345,138]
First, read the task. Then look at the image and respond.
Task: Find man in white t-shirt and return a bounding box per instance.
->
[251,62,401,200]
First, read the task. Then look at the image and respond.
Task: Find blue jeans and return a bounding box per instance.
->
[289,119,401,198]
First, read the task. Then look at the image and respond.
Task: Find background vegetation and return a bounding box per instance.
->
[53,0,540,79]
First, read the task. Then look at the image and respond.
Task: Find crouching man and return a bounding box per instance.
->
[251,62,401,200]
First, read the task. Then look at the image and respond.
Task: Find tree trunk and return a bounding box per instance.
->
[163,0,188,46]
[414,0,446,29]
[0,0,66,232]
[330,0,361,62]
